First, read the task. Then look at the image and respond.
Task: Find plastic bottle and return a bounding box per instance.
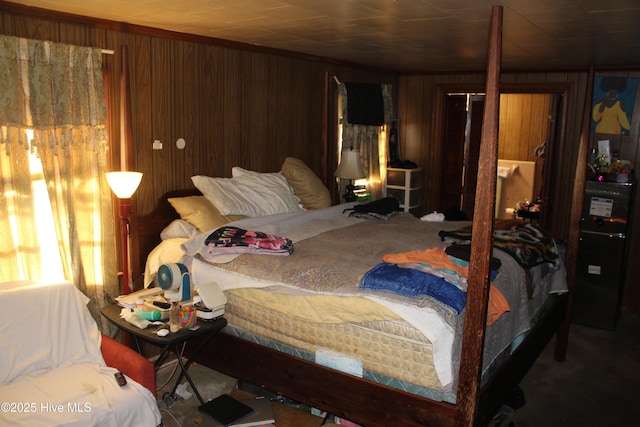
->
[589,148,598,167]
[169,301,181,333]
[137,310,162,321]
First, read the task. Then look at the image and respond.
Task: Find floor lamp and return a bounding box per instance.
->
[106,171,143,295]
[335,148,366,202]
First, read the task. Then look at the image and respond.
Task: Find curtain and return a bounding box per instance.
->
[0,35,118,330]
[338,83,393,200]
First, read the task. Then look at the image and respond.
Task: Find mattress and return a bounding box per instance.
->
[224,288,443,392]
[221,285,564,404]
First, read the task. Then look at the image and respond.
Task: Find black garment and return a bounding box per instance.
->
[343,197,399,215]
[345,82,384,126]
[445,242,502,271]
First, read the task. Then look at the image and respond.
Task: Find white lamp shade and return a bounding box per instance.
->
[334,150,366,180]
[106,171,143,199]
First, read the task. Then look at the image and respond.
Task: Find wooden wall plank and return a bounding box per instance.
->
[181,40,196,177]
[205,44,225,179]
[0,10,16,33]
[221,48,240,176]
[498,93,549,162]
[170,39,185,189]
[249,52,269,171]
[266,54,280,166]
[150,37,172,199]
[129,34,153,210]
[13,12,57,39]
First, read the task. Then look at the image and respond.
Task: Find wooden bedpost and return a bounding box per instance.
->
[554,64,594,360]
[454,5,502,427]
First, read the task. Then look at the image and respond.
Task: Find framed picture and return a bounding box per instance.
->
[591,76,638,136]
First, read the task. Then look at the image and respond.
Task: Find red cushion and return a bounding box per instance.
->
[100,334,156,394]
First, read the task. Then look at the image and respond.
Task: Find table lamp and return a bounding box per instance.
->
[106,171,143,294]
[334,149,365,202]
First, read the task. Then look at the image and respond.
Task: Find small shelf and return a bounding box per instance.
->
[385,167,422,214]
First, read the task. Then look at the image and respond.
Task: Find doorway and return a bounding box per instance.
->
[440,91,563,221]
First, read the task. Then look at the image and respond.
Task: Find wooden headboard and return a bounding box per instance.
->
[129,188,201,290]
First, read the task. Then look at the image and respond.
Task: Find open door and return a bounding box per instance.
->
[440,94,484,219]
[440,92,562,222]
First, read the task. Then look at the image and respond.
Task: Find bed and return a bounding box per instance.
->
[127,7,580,427]
[132,193,568,426]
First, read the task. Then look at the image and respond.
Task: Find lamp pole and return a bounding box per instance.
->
[106,171,143,295]
[118,198,132,294]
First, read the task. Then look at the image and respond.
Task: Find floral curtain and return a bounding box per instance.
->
[0,35,118,330]
[338,83,393,200]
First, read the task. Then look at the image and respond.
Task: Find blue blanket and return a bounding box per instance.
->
[359,262,467,314]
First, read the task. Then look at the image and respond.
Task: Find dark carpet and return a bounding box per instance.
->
[512,311,640,426]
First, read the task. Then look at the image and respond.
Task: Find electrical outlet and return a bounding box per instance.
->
[153,140,162,150]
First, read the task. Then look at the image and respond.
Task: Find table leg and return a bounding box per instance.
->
[168,330,220,405]
[172,348,205,405]
[153,344,173,370]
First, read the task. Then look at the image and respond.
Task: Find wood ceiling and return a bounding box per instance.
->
[3,0,640,72]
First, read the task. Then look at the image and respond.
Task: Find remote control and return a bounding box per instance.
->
[153,301,171,309]
[114,371,127,386]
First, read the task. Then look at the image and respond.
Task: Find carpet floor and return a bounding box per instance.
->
[511,311,640,426]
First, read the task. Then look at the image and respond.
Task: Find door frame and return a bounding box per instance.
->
[434,82,570,228]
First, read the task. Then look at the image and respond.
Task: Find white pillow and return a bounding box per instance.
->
[192,172,302,217]
[230,166,251,177]
[160,219,199,240]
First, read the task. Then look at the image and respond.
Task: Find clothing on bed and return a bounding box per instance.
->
[359,262,466,314]
[359,262,509,324]
[395,261,468,290]
[346,210,398,220]
[204,226,293,256]
[438,220,558,269]
[445,242,502,270]
[342,197,400,220]
[383,247,468,285]
[382,247,502,291]
[364,245,509,324]
[438,220,559,299]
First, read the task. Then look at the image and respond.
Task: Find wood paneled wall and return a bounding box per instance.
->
[0,4,395,215]
[499,93,550,162]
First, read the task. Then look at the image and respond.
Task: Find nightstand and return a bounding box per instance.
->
[101,303,226,405]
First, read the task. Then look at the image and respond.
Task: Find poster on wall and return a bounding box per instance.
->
[591,76,638,136]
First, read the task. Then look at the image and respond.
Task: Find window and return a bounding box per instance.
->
[2,131,64,281]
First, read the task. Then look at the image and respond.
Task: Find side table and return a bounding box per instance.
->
[101,303,227,405]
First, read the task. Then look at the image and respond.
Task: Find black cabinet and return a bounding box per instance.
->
[572,181,634,329]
